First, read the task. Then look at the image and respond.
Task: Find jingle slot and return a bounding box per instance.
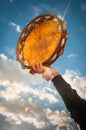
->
[35,23,39,27]
[59,49,64,56]
[19,53,23,60]
[18,44,22,49]
[21,41,25,46]
[24,31,28,37]
[21,33,25,39]
[28,24,32,28]
[58,25,61,32]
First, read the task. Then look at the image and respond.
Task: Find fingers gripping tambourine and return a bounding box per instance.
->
[16,14,68,70]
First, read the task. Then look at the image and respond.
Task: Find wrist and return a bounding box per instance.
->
[42,67,60,81]
[51,72,60,80]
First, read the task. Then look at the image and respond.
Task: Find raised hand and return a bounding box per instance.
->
[30,63,60,81]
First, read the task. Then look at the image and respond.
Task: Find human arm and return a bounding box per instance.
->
[51,74,86,130]
[30,63,86,130]
[30,63,81,109]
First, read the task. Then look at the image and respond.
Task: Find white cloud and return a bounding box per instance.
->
[67,54,78,58]
[63,70,86,99]
[81,3,86,11]
[9,22,22,33]
[0,101,46,128]
[0,79,58,103]
[19,115,46,128]
[0,53,85,129]
[0,101,73,129]
[40,109,73,129]
[0,53,58,103]
[45,109,72,125]
[0,53,8,60]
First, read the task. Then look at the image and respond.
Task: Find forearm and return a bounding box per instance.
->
[52,75,81,110]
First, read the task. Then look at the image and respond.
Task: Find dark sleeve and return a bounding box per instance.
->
[52,75,86,130]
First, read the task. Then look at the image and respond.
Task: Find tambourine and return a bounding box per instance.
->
[16,14,68,69]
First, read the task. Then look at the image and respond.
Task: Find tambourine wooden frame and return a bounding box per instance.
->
[16,14,68,68]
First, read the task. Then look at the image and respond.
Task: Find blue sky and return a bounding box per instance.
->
[0,0,86,75]
[0,0,86,130]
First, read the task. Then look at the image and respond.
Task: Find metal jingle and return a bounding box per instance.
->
[45,15,51,19]
[21,32,26,39]
[51,53,57,62]
[53,17,59,22]
[23,60,29,66]
[19,53,23,60]
[35,17,41,22]
[18,44,22,49]
[62,20,67,30]
[57,14,62,20]
[61,38,65,47]
[66,33,69,39]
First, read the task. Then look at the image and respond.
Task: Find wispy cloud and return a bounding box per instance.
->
[0,101,46,127]
[0,53,7,60]
[9,0,13,3]
[9,22,22,33]
[29,4,56,17]
[80,26,85,31]
[0,101,73,129]
[5,46,15,58]
[67,54,78,58]
[81,3,86,11]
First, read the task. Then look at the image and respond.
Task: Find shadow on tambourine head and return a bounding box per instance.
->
[16,14,68,69]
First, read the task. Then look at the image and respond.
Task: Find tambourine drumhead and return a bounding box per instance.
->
[16,14,68,68]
